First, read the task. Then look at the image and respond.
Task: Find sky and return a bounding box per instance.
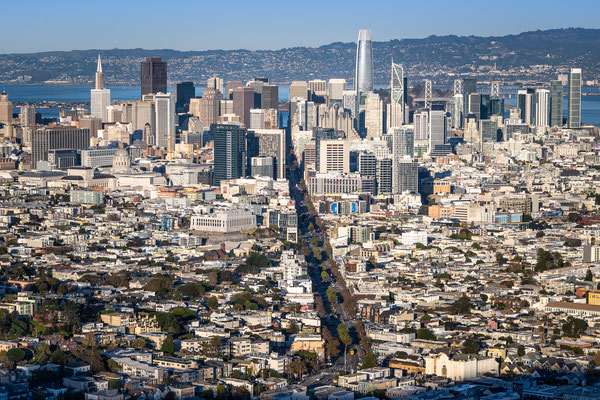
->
[3,0,600,53]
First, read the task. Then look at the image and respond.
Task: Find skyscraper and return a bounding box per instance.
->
[32,127,90,169]
[207,76,224,94]
[232,87,254,126]
[358,152,377,177]
[154,92,175,149]
[462,78,477,119]
[318,139,349,174]
[328,79,346,100]
[364,92,383,139]
[550,80,563,127]
[376,158,392,194]
[247,128,286,179]
[91,55,110,121]
[0,91,13,125]
[289,81,309,100]
[517,89,536,125]
[391,126,414,158]
[568,68,581,128]
[175,82,195,113]
[392,157,418,194]
[313,127,339,172]
[261,85,279,110]
[355,29,374,94]
[141,57,167,96]
[212,124,247,185]
[390,61,405,128]
[535,89,550,127]
[428,110,447,152]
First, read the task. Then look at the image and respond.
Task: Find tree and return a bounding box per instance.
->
[6,348,24,363]
[361,352,377,369]
[132,338,146,350]
[338,324,352,353]
[450,295,472,315]
[161,336,175,355]
[416,328,436,341]
[321,270,330,282]
[585,269,594,282]
[462,339,480,354]
[308,222,314,231]
[326,287,337,304]
[562,317,588,338]
[108,379,122,390]
[206,297,219,310]
[517,345,526,357]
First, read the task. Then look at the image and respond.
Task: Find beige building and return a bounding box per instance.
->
[318,139,349,174]
[0,91,13,125]
[364,92,383,139]
[289,81,308,100]
[425,352,498,381]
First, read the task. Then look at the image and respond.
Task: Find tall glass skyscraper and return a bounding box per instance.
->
[550,80,563,127]
[568,68,581,128]
[390,61,405,127]
[355,29,374,94]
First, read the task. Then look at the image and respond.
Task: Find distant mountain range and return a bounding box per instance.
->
[0,28,598,86]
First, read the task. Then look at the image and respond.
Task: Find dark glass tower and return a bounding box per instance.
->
[568,68,581,128]
[175,81,195,113]
[141,57,167,96]
[550,80,563,127]
[212,124,247,185]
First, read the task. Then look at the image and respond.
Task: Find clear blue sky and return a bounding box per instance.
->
[3,0,599,53]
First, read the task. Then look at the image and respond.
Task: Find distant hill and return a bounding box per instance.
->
[0,28,598,86]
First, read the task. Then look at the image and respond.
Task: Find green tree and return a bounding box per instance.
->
[132,338,146,350]
[321,270,330,282]
[361,352,377,369]
[416,328,436,341]
[462,339,480,354]
[206,297,219,310]
[338,324,352,351]
[6,348,24,363]
[326,287,337,304]
[517,345,526,357]
[450,295,472,315]
[108,379,122,390]
[562,317,588,338]
[585,269,594,282]
[161,336,175,355]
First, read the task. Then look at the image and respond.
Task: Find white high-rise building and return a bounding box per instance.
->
[364,92,383,139]
[249,108,265,129]
[428,110,447,151]
[318,139,349,174]
[535,89,550,127]
[414,111,429,140]
[328,79,346,100]
[154,92,175,149]
[207,76,224,94]
[90,55,110,121]
[390,61,405,128]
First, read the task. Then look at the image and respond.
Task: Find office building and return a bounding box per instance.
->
[191,87,220,128]
[175,82,195,113]
[80,146,121,168]
[376,158,392,194]
[414,111,429,140]
[247,129,286,179]
[428,110,447,152]
[47,149,78,169]
[313,127,340,172]
[91,55,110,121]
[232,87,254,126]
[364,93,383,139]
[261,85,279,110]
[251,156,275,178]
[250,109,265,129]
[154,93,175,149]
[568,68,582,128]
[225,80,243,99]
[550,80,563,127]
[480,119,498,144]
[290,81,309,100]
[358,152,377,177]
[141,57,167,96]
[309,79,327,99]
[328,79,346,100]
[535,89,550,127]
[319,139,349,174]
[212,124,247,185]
[207,76,224,94]
[462,78,477,118]
[355,29,374,94]
[390,62,405,128]
[32,127,90,170]
[20,105,36,127]
[0,91,13,125]
[392,156,418,194]
[391,126,414,158]
[517,89,536,126]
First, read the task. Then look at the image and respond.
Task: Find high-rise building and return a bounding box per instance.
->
[141,57,167,96]
[451,94,464,129]
[376,158,392,194]
[207,76,224,94]
[212,124,247,185]
[154,92,175,149]
[535,89,550,127]
[358,152,377,177]
[480,119,498,144]
[31,127,90,169]
[364,92,383,139]
[289,81,309,100]
[414,111,429,140]
[355,29,374,94]
[313,127,340,172]
[233,87,254,126]
[0,91,13,125]
[175,82,195,113]
[328,79,346,100]
[250,109,265,130]
[191,88,220,128]
[318,139,349,173]
[392,156,418,194]
[261,85,279,110]
[462,78,477,119]
[391,126,414,158]
[251,156,275,179]
[568,68,582,128]
[225,80,243,99]
[247,128,286,179]
[390,62,405,128]
[428,110,447,152]
[517,89,536,125]
[550,80,563,127]
[91,55,110,121]
[20,105,36,126]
